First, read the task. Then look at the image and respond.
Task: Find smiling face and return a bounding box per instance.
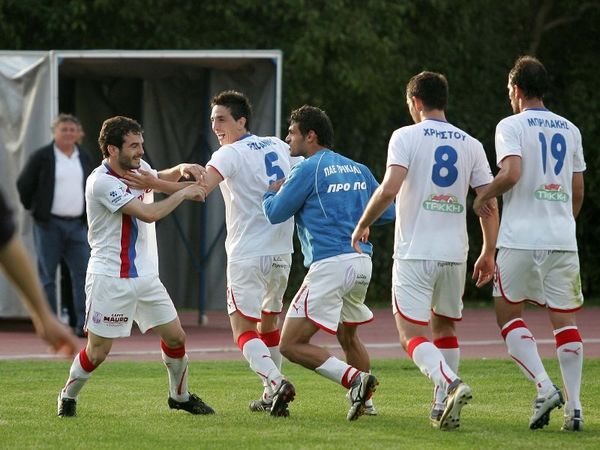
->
[210,105,246,146]
[113,132,144,171]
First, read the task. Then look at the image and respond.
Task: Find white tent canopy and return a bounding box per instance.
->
[0,49,282,318]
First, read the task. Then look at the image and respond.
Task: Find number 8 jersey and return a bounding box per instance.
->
[387,119,493,262]
[495,108,586,251]
[207,134,296,262]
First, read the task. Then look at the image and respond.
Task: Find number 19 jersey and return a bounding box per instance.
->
[207,134,295,262]
[387,119,493,262]
[495,108,586,251]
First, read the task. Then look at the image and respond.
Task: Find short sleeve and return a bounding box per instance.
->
[470,142,494,189]
[207,145,238,179]
[495,118,522,167]
[92,175,136,213]
[387,129,411,169]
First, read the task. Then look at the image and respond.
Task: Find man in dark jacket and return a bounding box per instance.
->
[17,113,92,337]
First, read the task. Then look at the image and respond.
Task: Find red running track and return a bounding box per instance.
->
[1,307,598,362]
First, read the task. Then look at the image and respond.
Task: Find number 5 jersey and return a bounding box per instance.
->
[206,134,296,262]
[495,108,585,251]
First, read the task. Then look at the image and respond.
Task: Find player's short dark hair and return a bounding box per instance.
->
[508,56,548,100]
[289,105,334,148]
[211,90,252,131]
[406,71,448,111]
[98,116,143,158]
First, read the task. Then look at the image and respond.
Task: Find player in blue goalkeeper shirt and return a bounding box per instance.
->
[263,105,394,420]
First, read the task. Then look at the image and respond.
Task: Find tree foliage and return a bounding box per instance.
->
[2,0,598,301]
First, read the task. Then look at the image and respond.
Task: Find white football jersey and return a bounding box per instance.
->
[388,119,493,262]
[207,134,295,261]
[86,160,159,278]
[495,108,585,250]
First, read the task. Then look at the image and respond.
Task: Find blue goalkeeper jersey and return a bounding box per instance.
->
[263,149,395,267]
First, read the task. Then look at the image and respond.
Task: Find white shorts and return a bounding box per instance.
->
[493,248,584,311]
[226,254,291,321]
[392,259,466,325]
[84,273,178,338]
[286,254,373,334]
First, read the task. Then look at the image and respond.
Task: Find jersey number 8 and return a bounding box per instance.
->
[431,145,458,187]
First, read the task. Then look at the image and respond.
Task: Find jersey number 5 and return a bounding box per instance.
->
[431,145,458,187]
[265,151,285,184]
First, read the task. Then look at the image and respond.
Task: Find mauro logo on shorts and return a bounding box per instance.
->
[103,313,130,326]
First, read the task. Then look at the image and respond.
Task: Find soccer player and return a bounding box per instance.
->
[352,71,499,430]
[473,56,585,431]
[263,105,395,421]
[199,91,296,417]
[57,116,214,417]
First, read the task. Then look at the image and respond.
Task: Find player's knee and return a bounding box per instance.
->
[163,333,186,349]
[87,348,109,366]
[279,340,295,360]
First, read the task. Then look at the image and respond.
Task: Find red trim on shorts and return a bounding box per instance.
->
[496,262,546,307]
[206,165,225,181]
[396,308,429,326]
[548,304,583,313]
[160,340,186,358]
[393,290,429,326]
[431,310,462,322]
[261,310,282,316]
[237,330,260,350]
[259,329,281,347]
[500,319,527,340]
[555,328,582,347]
[433,336,459,349]
[79,349,96,373]
[341,316,375,327]
[407,336,429,359]
[229,288,260,323]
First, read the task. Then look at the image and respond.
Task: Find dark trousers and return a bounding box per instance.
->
[33,217,89,331]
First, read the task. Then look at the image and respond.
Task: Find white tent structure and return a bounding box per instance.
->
[0,49,283,319]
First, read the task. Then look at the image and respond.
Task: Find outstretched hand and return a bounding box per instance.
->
[123,169,156,191]
[179,164,206,181]
[36,315,80,357]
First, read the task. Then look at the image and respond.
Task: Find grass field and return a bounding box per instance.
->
[0,358,598,449]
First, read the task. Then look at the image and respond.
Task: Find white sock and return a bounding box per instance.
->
[409,338,457,394]
[268,346,283,371]
[555,326,583,411]
[241,336,283,392]
[315,356,360,388]
[162,352,190,402]
[434,337,460,409]
[502,319,553,395]
[61,349,95,400]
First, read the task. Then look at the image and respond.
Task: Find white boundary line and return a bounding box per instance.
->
[2,338,600,361]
